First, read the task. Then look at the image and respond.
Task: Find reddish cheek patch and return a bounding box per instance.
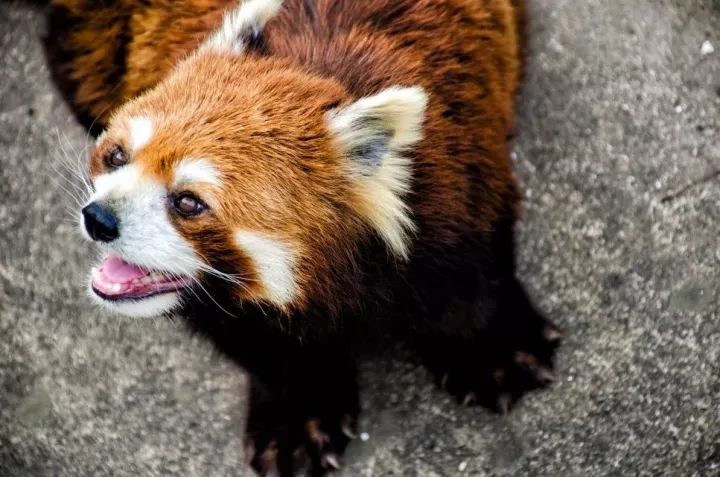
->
[89,153,104,177]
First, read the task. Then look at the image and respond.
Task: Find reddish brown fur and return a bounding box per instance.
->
[263,0,523,236]
[91,57,368,312]
[46,0,228,130]
[68,0,525,319]
[48,1,522,130]
[49,3,565,473]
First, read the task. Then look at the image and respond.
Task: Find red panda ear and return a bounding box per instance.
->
[327,86,428,259]
[327,86,428,171]
[201,0,283,54]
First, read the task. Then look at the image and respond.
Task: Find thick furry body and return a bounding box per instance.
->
[47,1,558,475]
[49,0,523,329]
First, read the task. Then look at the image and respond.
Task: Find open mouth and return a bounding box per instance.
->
[91,256,191,301]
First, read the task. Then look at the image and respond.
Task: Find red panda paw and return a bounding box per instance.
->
[433,320,562,414]
[246,413,358,477]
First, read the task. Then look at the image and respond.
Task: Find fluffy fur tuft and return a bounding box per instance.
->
[201,0,284,54]
[328,86,428,258]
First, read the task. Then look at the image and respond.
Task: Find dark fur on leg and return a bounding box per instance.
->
[183,301,360,477]
[417,278,560,412]
[414,216,561,412]
[245,346,359,477]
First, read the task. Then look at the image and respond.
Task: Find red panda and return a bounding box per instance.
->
[46,0,560,475]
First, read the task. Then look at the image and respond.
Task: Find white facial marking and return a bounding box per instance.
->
[174,158,221,187]
[234,230,296,306]
[91,163,143,200]
[128,116,154,151]
[202,0,283,54]
[95,130,108,145]
[327,86,428,259]
[83,164,204,317]
[87,165,200,277]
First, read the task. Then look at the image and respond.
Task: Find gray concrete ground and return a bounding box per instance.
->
[1,0,719,476]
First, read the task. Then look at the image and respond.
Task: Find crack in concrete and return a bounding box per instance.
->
[661,169,720,203]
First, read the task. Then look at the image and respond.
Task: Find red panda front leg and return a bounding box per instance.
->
[245,345,360,477]
[413,216,562,413]
[417,276,561,413]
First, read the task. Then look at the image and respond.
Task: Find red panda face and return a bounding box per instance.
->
[79,0,427,318]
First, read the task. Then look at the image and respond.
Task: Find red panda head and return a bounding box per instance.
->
[80,0,427,318]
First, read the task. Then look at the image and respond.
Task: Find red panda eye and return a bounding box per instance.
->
[106,146,127,168]
[173,193,206,217]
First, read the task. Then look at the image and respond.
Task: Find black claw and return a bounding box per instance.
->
[497,393,512,415]
[462,392,477,406]
[514,351,557,385]
[543,325,563,343]
[322,452,341,470]
[535,366,557,383]
[340,415,357,440]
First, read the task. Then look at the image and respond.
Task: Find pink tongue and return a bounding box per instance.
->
[100,256,149,283]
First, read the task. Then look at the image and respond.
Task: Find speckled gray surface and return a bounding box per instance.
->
[1,1,719,476]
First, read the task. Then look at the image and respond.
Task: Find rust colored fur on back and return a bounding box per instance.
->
[47,1,523,124]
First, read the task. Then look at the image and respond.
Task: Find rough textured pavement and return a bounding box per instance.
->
[2,1,720,476]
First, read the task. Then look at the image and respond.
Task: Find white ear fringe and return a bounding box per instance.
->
[327,86,428,259]
[201,0,283,54]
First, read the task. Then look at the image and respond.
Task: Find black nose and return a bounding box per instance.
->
[82,202,119,242]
